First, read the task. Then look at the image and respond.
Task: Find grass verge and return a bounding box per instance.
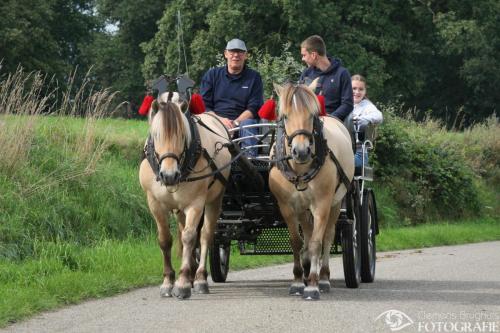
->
[1,218,499,327]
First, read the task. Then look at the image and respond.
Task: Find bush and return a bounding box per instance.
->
[373,107,483,224]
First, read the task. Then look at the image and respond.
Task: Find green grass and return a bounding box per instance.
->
[1,217,499,327]
[377,217,500,251]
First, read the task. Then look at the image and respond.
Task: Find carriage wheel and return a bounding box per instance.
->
[209,241,231,283]
[341,181,361,288]
[361,190,376,282]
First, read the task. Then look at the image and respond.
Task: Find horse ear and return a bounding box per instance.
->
[308,77,320,92]
[273,83,284,97]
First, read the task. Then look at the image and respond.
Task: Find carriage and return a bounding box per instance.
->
[141,75,379,299]
[208,110,379,289]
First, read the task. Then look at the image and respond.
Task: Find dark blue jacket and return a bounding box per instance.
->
[200,65,264,120]
[300,58,353,120]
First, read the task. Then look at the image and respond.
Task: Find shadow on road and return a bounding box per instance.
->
[207,278,500,306]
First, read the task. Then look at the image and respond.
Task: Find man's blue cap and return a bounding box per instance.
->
[226,38,247,51]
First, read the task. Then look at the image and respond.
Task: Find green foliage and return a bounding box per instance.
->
[247,42,303,98]
[373,107,487,224]
[0,0,99,84]
[83,0,167,112]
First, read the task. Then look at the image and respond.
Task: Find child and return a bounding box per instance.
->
[351,74,383,167]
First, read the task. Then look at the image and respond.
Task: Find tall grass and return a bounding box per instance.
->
[0,68,118,196]
[0,68,132,261]
[0,69,50,174]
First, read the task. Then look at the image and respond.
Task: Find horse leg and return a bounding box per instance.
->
[279,205,305,295]
[319,203,341,293]
[303,208,330,300]
[172,204,204,299]
[147,195,175,297]
[175,210,197,285]
[300,212,313,284]
[193,194,223,294]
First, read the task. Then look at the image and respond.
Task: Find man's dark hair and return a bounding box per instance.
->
[301,35,327,56]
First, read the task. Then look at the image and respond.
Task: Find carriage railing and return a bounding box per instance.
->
[228,122,278,160]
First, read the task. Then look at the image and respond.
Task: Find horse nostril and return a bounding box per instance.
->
[292,147,298,157]
[306,146,311,155]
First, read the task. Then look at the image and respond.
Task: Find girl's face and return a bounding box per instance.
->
[352,80,366,105]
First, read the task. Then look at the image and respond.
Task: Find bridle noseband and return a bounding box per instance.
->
[285,128,314,148]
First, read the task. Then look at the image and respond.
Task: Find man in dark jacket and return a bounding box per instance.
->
[299,35,353,121]
[201,38,263,156]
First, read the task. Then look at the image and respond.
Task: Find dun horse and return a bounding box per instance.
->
[269,83,354,300]
[139,92,231,299]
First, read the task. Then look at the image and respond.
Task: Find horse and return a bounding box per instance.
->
[139,92,231,299]
[269,83,354,300]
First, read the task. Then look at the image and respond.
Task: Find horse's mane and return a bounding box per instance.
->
[278,84,320,118]
[151,101,191,148]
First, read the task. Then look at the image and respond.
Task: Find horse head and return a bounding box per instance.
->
[149,97,191,186]
[274,83,320,164]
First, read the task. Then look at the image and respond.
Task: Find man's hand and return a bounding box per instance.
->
[221,117,234,129]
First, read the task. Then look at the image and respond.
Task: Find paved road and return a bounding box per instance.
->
[3,242,500,333]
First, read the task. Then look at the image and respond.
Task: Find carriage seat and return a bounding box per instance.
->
[344,114,377,178]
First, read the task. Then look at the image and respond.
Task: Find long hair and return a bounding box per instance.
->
[150,101,191,148]
[278,84,320,119]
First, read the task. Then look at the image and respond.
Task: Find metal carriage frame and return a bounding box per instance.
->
[209,121,380,288]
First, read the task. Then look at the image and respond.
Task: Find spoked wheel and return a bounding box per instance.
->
[361,189,377,282]
[209,241,231,282]
[341,181,362,288]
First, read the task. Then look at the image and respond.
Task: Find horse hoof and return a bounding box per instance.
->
[160,285,173,297]
[172,286,191,299]
[193,281,209,294]
[319,280,331,293]
[289,282,305,296]
[303,286,320,300]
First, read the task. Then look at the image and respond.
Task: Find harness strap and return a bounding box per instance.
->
[144,113,232,187]
[182,148,229,187]
[328,150,351,191]
[273,116,351,192]
[145,135,161,182]
[178,114,203,181]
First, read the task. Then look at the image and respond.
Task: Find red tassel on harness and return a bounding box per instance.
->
[138,94,154,116]
[317,94,326,116]
[258,98,277,121]
[189,93,205,114]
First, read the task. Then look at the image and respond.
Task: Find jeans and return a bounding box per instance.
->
[354,149,369,168]
[239,119,258,157]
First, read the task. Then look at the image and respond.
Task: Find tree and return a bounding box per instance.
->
[82,0,167,115]
[0,0,98,83]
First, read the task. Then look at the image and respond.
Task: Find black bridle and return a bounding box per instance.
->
[144,113,239,188]
[285,128,315,150]
[273,113,351,192]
